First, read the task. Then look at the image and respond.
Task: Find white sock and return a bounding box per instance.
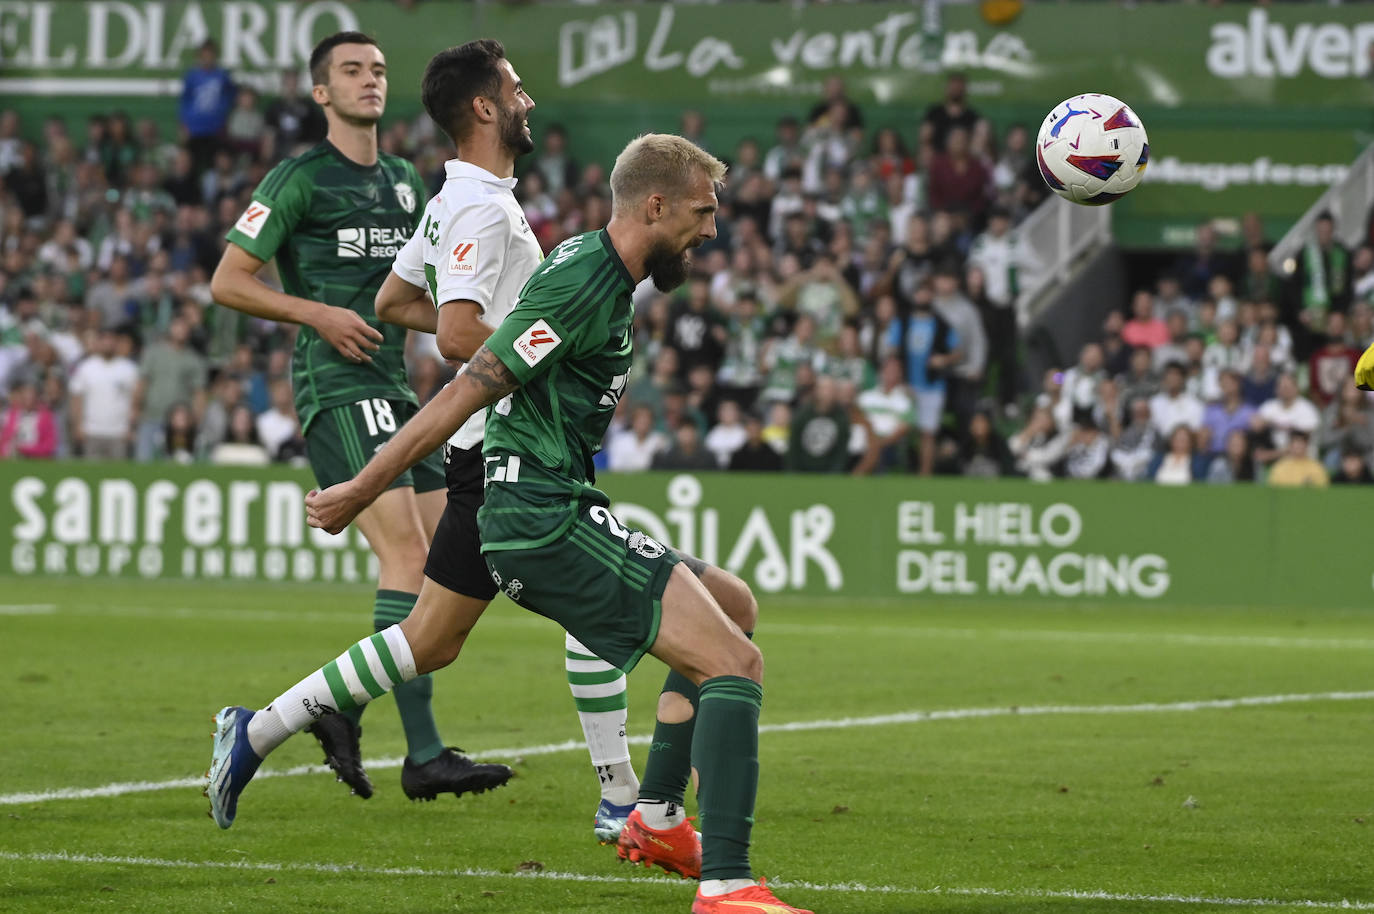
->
[699,879,756,897]
[565,633,635,791]
[245,625,418,757]
[595,761,639,807]
[635,798,685,830]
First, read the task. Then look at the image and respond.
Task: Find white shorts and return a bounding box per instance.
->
[914,390,946,432]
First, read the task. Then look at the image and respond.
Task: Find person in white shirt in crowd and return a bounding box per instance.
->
[1148,361,1204,442]
[68,327,139,459]
[703,399,748,469]
[606,403,667,472]
[1201,318,1247,403]
[255,378,301,461]
[854,354,914,475]
[1009,403,1066,482]
[1253,371,1320,466]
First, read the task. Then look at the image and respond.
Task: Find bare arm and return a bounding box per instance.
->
[305,345,519,533]
[210,243,383,362]
[374,271,437,333]
[436,300,496,362]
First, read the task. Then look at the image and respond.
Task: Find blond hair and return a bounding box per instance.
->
[609,134,727,215]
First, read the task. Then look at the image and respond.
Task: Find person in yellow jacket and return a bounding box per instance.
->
[1267,430,1330,487]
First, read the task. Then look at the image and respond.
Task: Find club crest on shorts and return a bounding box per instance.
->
[626,530,666,559]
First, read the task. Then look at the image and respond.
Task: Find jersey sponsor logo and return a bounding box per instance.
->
[337,227,367,258]
[234,203,271,239]
[512,318,561,367]
[393,182,416,214]
[448,239,479,275]
[338,226,412,259]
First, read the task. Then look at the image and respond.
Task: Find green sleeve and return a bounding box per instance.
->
[224,160,311,263]
[485,267,600,386]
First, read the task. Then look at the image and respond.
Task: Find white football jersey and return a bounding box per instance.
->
[392,159,544,449]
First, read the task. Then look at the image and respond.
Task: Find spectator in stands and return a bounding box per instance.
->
[1061,343,1106,426]
[778,252,859,347]
[209,403,269,466]
[728,410,783,472]
[921,72,982,153]
[927,127,990,222]
[1115,345,1159,412]
[607,404,666,472]
[808,75,864,131]
[179,38,234,176]
[1148,362,1203,442]
[853,355,914,475]
[255,378,303,462]
[1206,428,1256,484]
[957,410,1012,478]
[1241,345,1279,406]
[1317,380,1374,471]
[1151,309,1191,372]
[134,315,207,461]
[533,123,577,197]
[932,265,985,425]
[1110,397,1156,481]
[1295,211,1352,333]
[787,374,849,473]
[1122,290,1168,350]
[226,87,266,161]
[1307,312,1361,406]
[762,116,803,184]
[967,207,1028,414]
[1330,447,1374,485]
[0,379,57,458]
[668,277,727,380]
[653,420,717,472]
[1201,319,1246,402]
[1063,411,1110,480]
[704,399,748,468]
[1253,372,1320,466]
[1241,246,1283,308]
[1200,370,1255,456]
[1266,429,1328,487]
[162,401,196,464]
[264,70,325,158]
[1176,222,1235,301]
[1150,426,1205,486]
[760,312,824,406]
[68,327,138,459]
[1009,404,1064,481]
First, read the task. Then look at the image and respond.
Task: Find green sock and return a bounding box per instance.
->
[638,669,699,805]
[373,590,444,764]
[693,675,762,882]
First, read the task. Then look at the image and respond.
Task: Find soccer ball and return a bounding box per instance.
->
[1035,93,1149,206]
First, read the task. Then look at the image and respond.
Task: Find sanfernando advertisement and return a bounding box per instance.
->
[1,462,1364,610]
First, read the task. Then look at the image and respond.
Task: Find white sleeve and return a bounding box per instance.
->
[68,360,88,395]
[433,202,512,314]
[391,222,427,289]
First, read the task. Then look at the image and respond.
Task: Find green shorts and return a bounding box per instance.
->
[482,498,681,674]
[306,397,445,493]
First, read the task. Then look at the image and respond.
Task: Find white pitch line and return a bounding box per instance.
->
[2,850,1370,910]
[0,603,57,615]
[3,690,1371,807]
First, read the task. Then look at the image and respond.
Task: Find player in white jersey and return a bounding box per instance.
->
[221,40,640,839]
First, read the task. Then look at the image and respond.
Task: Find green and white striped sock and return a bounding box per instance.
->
[245,625,418,758]
[565,633,637,804]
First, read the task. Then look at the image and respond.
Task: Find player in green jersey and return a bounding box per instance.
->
[296,134,812,914]
[208,31,512,804]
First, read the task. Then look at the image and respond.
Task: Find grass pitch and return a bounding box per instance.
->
[1,577,1371,913]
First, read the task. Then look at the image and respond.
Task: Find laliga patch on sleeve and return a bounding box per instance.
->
[512,318,562,367]
[448,239,479,275]
[234,203,271,239]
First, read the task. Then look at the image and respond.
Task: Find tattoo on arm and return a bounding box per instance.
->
[678,553,710,579]
[464,344,521,406]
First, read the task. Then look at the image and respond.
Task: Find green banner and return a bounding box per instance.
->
[1,1,1368,240]
[2,462,1366,610]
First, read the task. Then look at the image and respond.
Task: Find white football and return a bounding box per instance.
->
[1035,93,1149,206]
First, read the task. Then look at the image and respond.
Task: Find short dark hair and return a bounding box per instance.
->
[421,39,507,144]
[309,31,380,87]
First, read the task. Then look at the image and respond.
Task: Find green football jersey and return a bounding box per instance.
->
[479,229,637,552]
[224,140,425,430]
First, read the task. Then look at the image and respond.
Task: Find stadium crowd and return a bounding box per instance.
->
[0,49,1369,487]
